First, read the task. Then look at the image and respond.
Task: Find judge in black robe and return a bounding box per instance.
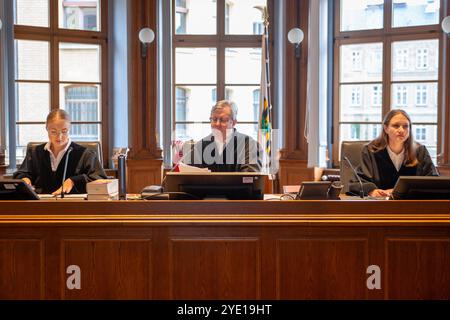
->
[14,142,107,194]
[13,109,106,194]
[349,109,438,197]
[349,143,438,196]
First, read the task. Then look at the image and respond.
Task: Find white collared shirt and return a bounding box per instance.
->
[212,130,234,156]
[44,138,72,172]
[387,145,405,171]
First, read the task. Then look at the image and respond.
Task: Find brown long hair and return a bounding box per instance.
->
[368,109,418,166]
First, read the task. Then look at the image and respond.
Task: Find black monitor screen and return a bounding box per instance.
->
[0,179,40,200]
[392,176,450,200]
[164,172,266,200]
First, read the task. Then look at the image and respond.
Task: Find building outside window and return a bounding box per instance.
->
[12,0,107,165]
[415,127,427,141]
[351,51,362,71]
[172,0,269,144]
[351,86,361,106]
[372,85,382,106]
[335,0,441,164]
[416,85,427,106]
[395,85,408,107]
[416,48,429,69]
[395,48,408,70]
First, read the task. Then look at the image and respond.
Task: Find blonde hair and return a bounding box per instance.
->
[368,109,418,167]
[46,109,71,128]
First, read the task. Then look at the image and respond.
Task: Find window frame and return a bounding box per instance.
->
[333,0,444,166]
[171,0,273,143]
[12,0,108,167]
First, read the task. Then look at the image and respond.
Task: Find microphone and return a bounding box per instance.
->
[117,154,127,200]
[60,146,73,199]
[343,156,364,199]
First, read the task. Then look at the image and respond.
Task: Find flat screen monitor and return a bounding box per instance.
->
[164,172,266,200]
[0,179,40,200]
[391,176,450,200]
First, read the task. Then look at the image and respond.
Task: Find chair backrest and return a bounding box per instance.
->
[27,141,103,165]
[340,140,369,193]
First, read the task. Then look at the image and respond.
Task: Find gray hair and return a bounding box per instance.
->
[210,100,238,121]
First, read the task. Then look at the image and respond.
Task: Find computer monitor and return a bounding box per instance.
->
[0,179,40,200]
[164,172,266,200]
[391,176,450,200]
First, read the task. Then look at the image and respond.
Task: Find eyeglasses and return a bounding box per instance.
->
[48,129,69,136]
[209,117,231,124]
[390,124,409,130]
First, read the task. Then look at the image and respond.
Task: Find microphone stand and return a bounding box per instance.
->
[344,156,364,199]
[61,147,73,199]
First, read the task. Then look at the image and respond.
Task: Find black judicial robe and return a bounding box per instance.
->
[13,142,107,194]
[349,143,438,196]
[185,130,263,172]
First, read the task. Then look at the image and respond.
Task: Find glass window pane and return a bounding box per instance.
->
[175,123,212,142]
[58,0,100,31]
[70,124,101,141]
[225,48,261,84]
[16,124,48,164]
[392,0,440,28]
[175,123,259,145]
[391,39,439,81]
[340,0,383,32]
[225,86,260,122]
[60,84,101,122]
[16,83,50,122]
[390,82,437,123]
[339,123,382,143]
[411,124,437,163]
[15,40,50,81]
[235,123,258,141]
[14,0,49,27]
[175,0,216,35]
[174,86,216,122]
[226,0,267,35]
[340,84,383,122]
[340,43,382,83]
[175,48,216,84]
[59,43,100,82]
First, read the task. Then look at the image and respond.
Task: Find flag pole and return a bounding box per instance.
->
[256,6,275,192]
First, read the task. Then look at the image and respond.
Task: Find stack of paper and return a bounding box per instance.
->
[87,179,119,200]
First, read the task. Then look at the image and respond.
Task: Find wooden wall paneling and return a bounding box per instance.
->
[2,201,450,299]
[61,239,152,299]
[0,239,44,299]
[278,159,314,186]
[127,0,163,190]
[278,0,314,188]
[126,158,163,193]
[386,237,450,299]
[276,238,368,299]
[169,237,261,299]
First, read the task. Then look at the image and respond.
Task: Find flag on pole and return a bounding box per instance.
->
[258,10,272,174]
